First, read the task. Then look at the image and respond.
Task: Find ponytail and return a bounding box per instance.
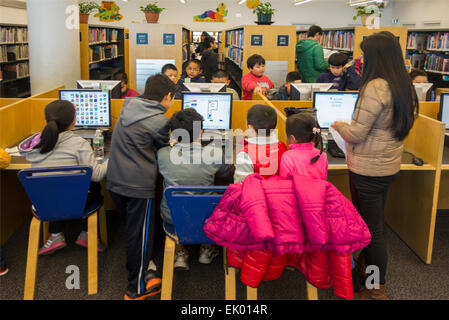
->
[34,100,76,154]
[310,126,323,164]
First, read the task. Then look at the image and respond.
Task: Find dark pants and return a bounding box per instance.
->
[109,191,156,295]
[349,171,397,285]
[0,247,6,267]
[49,182,102,234]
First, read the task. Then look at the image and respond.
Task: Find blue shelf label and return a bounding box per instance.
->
[163,33,176,45]
[136,33,148,45]
[251,35,263,46]
[277,35,289,47]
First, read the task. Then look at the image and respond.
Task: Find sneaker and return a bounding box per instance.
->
[124,272,161,300]
[0,265,8,276]
[199,244,219,264]
[174,249,189,271]
[38,233,67,255]
[75,231,105,252]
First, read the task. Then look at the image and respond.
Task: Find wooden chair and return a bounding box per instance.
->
[160,186,231,300]
[18,166,107,300]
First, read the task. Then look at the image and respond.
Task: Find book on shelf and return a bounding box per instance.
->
[225,46,243,69]
[321,30,354,51]
[406,52,427,69]
[89,44,119,63]
[407,32,427,50]
[89,27,119,44]
[0,26,28,43]
[3,61,29,79]
[226,29,243,48]
[296,32,307,42]
[427,32,449,51]
[425,54,449,73]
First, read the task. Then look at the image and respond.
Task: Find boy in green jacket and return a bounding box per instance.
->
[296,25,329,83]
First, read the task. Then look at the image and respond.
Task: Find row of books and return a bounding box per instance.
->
[89,28,119,44]
[182,29,190,46]
[427,32,449,51]
[225,46,243,69]
[2,61,29,79]
[425,54,449,74]
[226,29,244,49]
[0,26,28,44]
[89,44,120,63]
[321,30,354,50]
[0,44,29,62]
[296,32,308,42]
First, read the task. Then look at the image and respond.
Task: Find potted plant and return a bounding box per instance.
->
[253,2,276,25]
[79,1,100,24]
[353,3,384,26]
[140,2,166,24]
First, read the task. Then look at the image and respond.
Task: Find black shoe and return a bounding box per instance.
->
[124,272,162,300]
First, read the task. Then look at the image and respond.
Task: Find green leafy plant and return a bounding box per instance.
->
[353,3,384,21]
[140,2,166,13]
[253,2,276,15]
[79,1,100,14]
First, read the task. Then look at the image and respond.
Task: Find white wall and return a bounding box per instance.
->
[0,6,27,24]
[392,0,449,29]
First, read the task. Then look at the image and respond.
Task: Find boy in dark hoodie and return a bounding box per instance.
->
[175,59,206,99]
[107,74,176,300]
[317,52,361,91]
[270,71,302,100]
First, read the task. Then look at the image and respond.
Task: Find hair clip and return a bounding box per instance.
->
[312,127,321,135]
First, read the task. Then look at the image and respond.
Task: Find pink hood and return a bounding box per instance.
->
[204,173,371,255]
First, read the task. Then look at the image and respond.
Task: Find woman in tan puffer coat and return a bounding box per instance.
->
[331,31,419,300]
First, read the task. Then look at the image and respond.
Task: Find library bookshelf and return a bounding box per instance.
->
[0,24,30,98]
[224,25,297,94]
[79,24,128,81]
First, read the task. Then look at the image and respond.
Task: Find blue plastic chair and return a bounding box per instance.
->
[160,186,236,300]
[18,166,107,299]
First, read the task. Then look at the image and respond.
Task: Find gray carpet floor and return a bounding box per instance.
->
[1,211,449,300]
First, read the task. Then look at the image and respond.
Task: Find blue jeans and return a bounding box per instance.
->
[0,247,7,267]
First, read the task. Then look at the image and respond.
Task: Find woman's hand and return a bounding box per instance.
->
[331,121,345,131]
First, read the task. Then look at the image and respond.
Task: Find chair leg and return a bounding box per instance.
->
[88,212,98,295]
[306,281,318,300]
[224,248,236,300]
[247,286,258,300]
[42,221,49,244]
[24,217,41,300]
[98,206,108,248]
[161,236,176,300]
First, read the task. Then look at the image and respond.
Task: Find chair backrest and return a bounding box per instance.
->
[18,166,92,222]
[164,186,227,244]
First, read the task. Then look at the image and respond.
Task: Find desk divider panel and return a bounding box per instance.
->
[0,99,21,108]
[30,85,65,99]
[419,102,440,120]
[0,99,32,149]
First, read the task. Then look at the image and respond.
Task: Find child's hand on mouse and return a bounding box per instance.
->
[253,86,263,95]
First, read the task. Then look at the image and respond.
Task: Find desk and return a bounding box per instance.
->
[437,146,449,209]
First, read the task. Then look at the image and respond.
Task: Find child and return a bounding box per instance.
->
[270,71,302,100]
[162,63,178,84]
[18,100,108,255]
[175,59,206,99]
[211,70,240,100]
[157,108,235,270]
[279,113,328,180]
[410,69,429,83]
[107,74,176,300]
[234,104,287,182]
[0,148,11,276]
[317,53,361,91]
[201,37,219,82]
[241,54,274,100]
[113,72,140,99]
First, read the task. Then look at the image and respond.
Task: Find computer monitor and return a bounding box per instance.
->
[183,83,226,93]
[182,92,232,130]
[136,58,176,93]
[438,93,449,129]
[291,83,334,101]
[413,83,433,102]
[76,80,121,99]
[59,89,111,128]
[313,91,359,128]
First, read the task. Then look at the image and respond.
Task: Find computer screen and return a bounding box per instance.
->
[136,59,176,93]
[76,80,122,99]
[182,92,232,130]
[439,93,449,129]
[313,91,359,128]
[291,83,334,101]
[413,83,433,101]
[183,83,226,93]
[59,89,111,128]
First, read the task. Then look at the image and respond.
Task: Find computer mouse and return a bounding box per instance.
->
[412,157,424,166]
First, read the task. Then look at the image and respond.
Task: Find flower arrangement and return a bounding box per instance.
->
[353,3,384,21]
[79,1,100,14]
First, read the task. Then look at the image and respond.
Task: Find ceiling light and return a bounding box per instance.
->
[238,0,247,5]
[180,0,186,3]
[294,0,313,5]
[348,0,384,6]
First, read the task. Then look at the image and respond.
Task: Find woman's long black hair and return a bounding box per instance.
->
[359,31,419,141]
[34,100,76,154]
